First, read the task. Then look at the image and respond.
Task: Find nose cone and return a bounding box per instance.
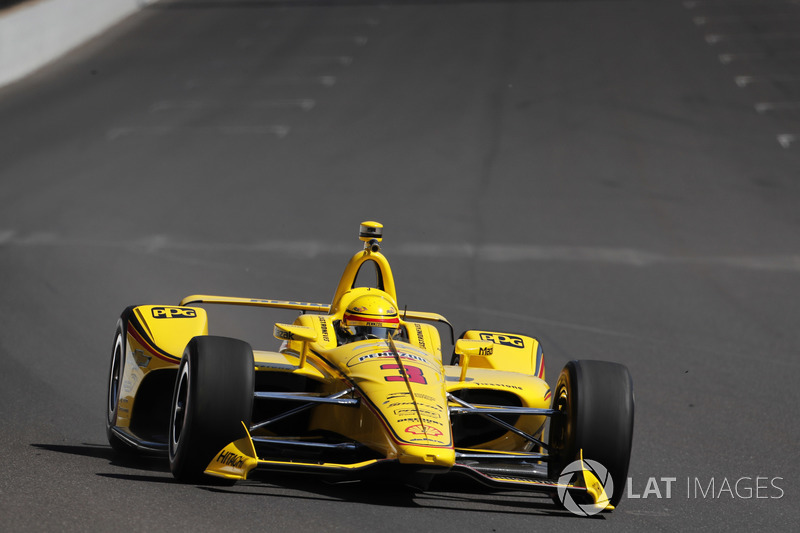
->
[339,341,455,464]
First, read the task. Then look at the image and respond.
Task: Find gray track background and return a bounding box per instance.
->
[1,0,798,531]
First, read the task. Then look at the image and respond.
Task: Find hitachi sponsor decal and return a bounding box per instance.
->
[216,450,245,469]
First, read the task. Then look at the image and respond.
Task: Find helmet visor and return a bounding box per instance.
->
[354,326,398,339]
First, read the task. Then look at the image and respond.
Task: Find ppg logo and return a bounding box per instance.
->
[479,333,525,348]
[151,307,197,319]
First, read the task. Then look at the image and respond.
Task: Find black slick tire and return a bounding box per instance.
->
[168,336,254,483]
[547,360,634,508]
[106,307,138,454]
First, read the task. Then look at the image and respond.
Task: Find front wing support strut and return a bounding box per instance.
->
[250,388,358,432]
[447,393,554,451]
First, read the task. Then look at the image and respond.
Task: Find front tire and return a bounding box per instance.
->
[106,308,137,453]
[168,336,254,483]
[548,360,634,508]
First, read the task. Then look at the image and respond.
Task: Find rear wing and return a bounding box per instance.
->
[179,294,455,343]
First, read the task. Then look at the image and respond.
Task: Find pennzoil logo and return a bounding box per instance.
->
[405,424,443,437]
[151,307,197,319]
[358,351,427,364]
[479,332,524,348]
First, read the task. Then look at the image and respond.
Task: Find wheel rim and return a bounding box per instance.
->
[107,333,124,423]
[170,362,190,456]
[550,383,570,453]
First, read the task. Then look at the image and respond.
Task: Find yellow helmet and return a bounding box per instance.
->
[342,292,400,339]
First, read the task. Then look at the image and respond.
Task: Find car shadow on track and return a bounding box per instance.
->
[31,442,168,471]
[203,471,599,519]
[30,443,604,519]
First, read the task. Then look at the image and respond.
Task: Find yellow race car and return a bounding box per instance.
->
[106,221,634,514]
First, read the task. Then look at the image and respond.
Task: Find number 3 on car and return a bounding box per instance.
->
[381,363,427,385]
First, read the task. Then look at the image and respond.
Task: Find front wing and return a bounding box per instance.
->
[202,424,612,512]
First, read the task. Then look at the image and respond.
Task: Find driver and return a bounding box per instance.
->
[337,292,402,343]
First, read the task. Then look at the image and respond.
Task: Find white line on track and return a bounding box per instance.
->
[3,234,800,273]
[293,56,354,66]
[105,125,289,140]
[694,14,800,26]
[148,99,316,112]
[755,101,800,113]
[323,36,368,46]
[289,36,368,46]
[706,32,800,44]
[181,75,339,89]
[735,75,800,87]
[719,51,800,63]
[257,76,337,87]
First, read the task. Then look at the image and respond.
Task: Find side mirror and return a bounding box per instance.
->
[274,323,318,367]
[274,323,318,343]
[454,339,494,381]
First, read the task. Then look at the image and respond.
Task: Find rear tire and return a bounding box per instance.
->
[168,336,254,483]
[547,360,634,508]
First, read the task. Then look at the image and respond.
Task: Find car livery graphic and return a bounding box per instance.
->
[106,221,634,514]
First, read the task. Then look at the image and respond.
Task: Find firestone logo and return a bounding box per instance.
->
[556,459,613,517]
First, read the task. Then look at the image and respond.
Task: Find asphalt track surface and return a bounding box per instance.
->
[1,0,799,531]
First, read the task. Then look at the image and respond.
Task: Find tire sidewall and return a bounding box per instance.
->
[169,336,254,482]
[106,310,137,453]
[106,320,125,428]
[169,354,197,476]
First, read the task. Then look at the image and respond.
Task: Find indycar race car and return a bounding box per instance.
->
[106,221,634,514]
